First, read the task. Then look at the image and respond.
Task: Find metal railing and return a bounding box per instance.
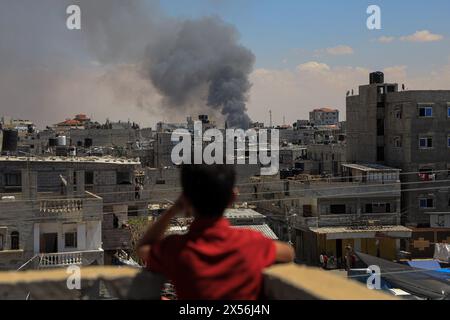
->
[39,251,83,268]
[39,199,84,214]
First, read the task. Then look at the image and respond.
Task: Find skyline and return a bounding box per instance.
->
[1,0,450,128]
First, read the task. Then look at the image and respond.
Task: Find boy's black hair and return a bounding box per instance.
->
[181,164,236,218]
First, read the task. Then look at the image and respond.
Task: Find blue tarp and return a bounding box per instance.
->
[406,260,441,270]
[405,260,449,281]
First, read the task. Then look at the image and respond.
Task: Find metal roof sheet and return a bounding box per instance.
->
[233,224,278,240]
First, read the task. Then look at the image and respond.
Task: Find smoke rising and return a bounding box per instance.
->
[0,0,254,128]
[146,17,254,128]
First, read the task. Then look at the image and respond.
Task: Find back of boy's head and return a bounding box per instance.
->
[181,164,236,218]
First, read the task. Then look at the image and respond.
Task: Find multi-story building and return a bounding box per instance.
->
[305,143,346,176]
[346,72,450,258]
[250,163,411,265]
[0,159,104,270]
[309,108,339,126]
[346,72,450,228]
[0,156,146,269]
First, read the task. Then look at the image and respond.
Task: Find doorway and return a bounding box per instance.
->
[40,233,58,253]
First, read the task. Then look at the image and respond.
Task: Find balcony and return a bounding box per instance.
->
[295,213,400,229]
[39,251,83,268]
[39,199,84,216]
[38,250,104,269]
[35,191,102,220]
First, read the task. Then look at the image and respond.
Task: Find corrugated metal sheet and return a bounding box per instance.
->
[310,225,411,234]
[233,224,278,240]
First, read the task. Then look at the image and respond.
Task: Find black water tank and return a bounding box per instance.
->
[85,138,93,148]
[370,72,384,84]
[198,115,209,124]
[2,130,18,152]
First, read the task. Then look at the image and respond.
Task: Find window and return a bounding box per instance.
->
[418,105,433,117]
[64,232,77,248]
[448,135,450,148]
[10,231,19,250]
[116,171,131,185]
[394,106,403,119]
[393,136,402,148]
[419,198,434,209]
[5,173,21,187]
[419,137,433,149]
[330,204,346,214]
[419,168,436,181]
[0,234,4,251]
[85,171,94,185]
[448,106,450,118]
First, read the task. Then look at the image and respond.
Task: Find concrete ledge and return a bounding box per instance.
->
[263,264,396,300]
[0,264,395,300]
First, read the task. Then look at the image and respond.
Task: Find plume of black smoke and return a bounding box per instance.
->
[0,0,255,128]
[145,17,254,128]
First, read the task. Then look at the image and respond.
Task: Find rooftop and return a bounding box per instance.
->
[342,163,401,172]
[310,225,412,236]
[0,156,141,165]
[312,108,338,113]
[224,208,265,220]
[233,224,278,239]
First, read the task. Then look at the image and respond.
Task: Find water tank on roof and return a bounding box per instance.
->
[370,72,384,84]
[2,129,18,152]
[198,115,209,124]
[57,135,67,146]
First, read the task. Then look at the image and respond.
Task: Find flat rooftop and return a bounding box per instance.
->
[342,163,401,172]
[0,156,140,165]
[225,208,265,220]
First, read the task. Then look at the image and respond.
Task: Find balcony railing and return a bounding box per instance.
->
[39,199,84,216]
[39,252,83,268]
[295,213,400,229]
[38,250,104,268]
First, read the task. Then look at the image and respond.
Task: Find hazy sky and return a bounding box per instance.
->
[1,0,450,128]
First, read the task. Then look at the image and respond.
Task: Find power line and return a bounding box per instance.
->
[1,179,449,215]
[2,168,448,203]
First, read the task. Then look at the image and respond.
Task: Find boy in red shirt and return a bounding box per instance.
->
[138,164,294,300]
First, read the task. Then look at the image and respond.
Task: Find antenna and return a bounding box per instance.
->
[283,115,286,126]
[269,110,272,128]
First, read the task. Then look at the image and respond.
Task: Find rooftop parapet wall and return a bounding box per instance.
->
[0,264,395,300]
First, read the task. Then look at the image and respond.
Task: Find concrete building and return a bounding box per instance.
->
[346,72,450,227]
[250,163,411,265]
[309,108,339,126]
[0,156,146,269]
[305,143,346,176]
[0,159,104,270]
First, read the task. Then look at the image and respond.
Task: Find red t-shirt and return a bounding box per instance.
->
[146,217,277,300]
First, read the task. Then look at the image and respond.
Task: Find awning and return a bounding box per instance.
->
[233,224,279,240]
[310,225,412,240]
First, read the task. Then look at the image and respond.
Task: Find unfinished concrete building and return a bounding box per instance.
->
[0,156,146,269]
[346,72,450,228]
